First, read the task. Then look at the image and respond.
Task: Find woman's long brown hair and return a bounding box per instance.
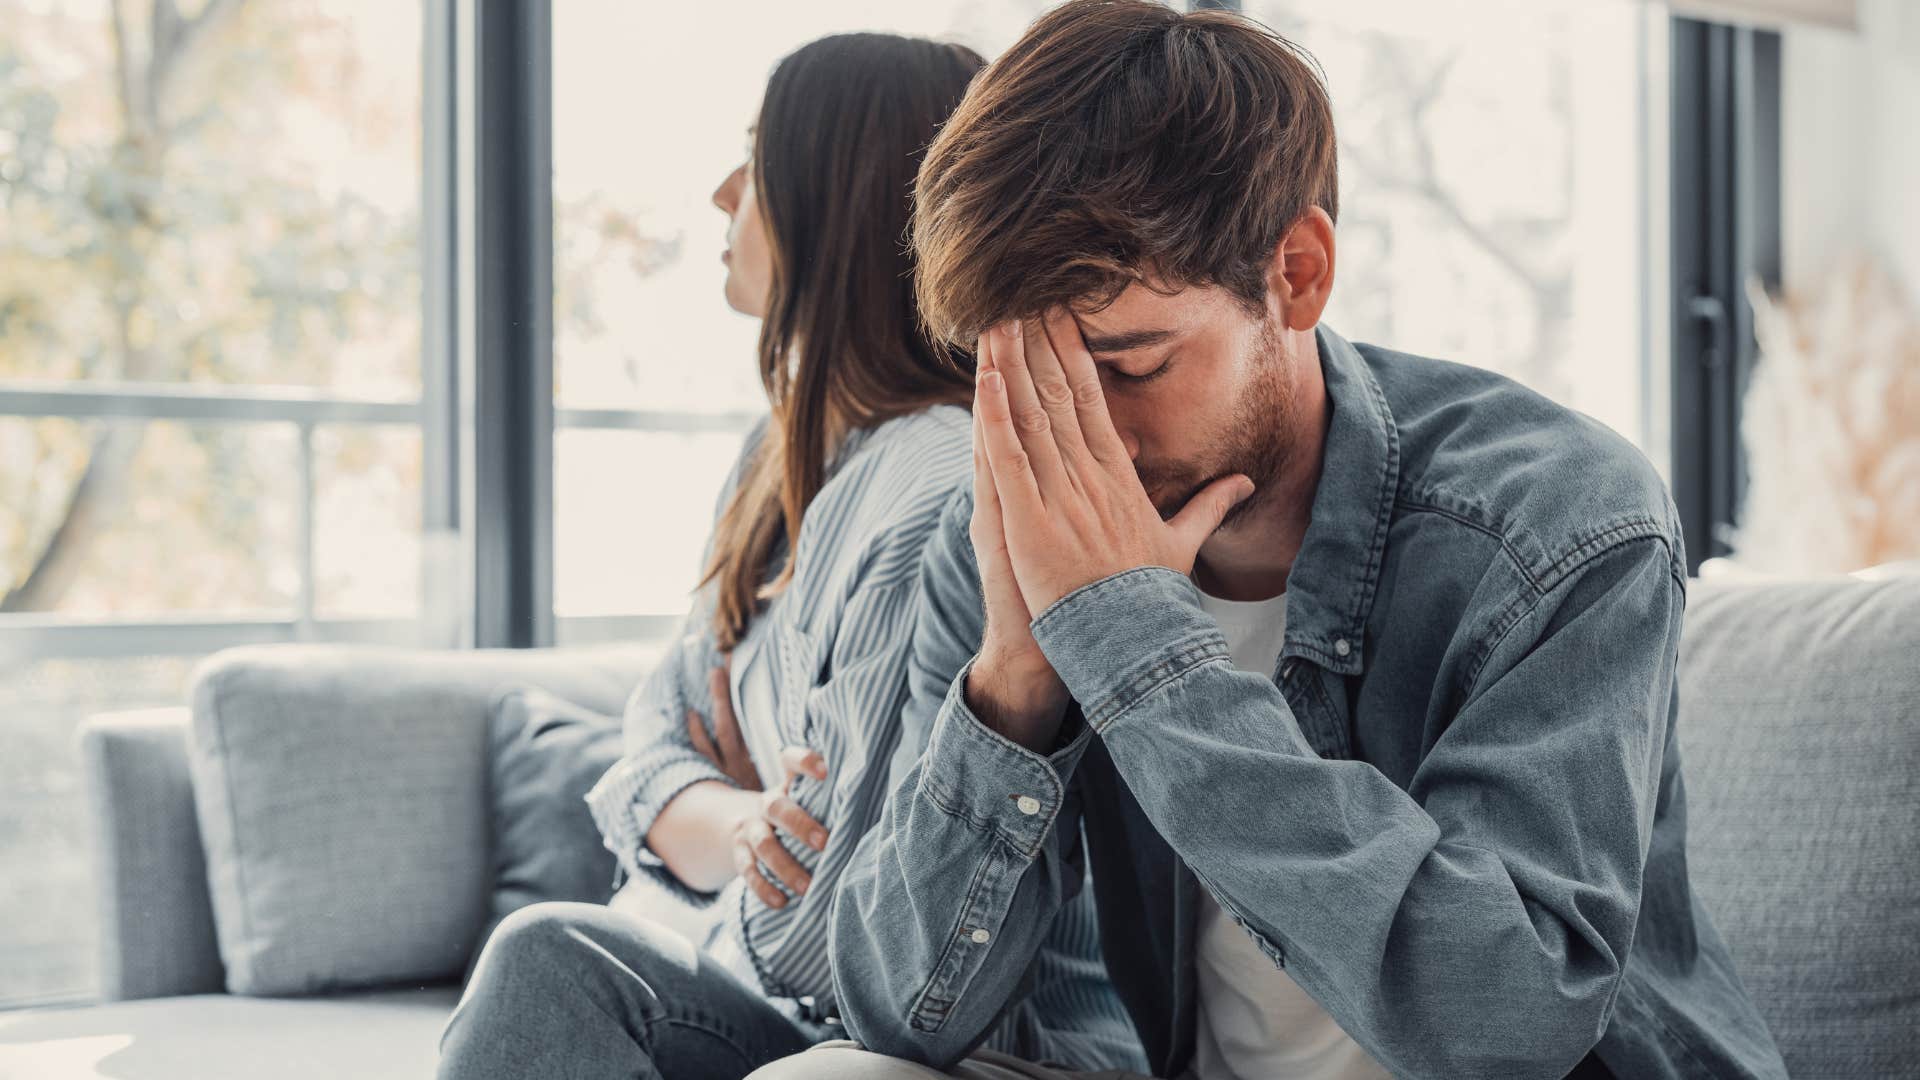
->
[701,34,985,651]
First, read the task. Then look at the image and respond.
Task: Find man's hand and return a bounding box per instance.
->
[974,312,1254,616]
[966,334,1072,752]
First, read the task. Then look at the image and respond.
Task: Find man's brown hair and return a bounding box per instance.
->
[911,0,1338,346]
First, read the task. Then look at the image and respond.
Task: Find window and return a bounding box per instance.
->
[0,0,430,1007]
[546,0,1055,640]
[1245,0,1664,457]
[553,0,1670,637]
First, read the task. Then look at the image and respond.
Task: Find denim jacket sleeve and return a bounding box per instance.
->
[830,491,1097,1068]
[1029,536,1685,1078]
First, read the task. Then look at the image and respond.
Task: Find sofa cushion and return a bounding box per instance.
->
[185,644,649,997]
[0,984,459,1080]
[465,687,623,982]
[1677,575,1920,1078]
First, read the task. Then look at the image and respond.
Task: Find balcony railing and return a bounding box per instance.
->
[0,381,755,661]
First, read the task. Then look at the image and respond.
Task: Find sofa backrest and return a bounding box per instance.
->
[1676,575,1920,1078]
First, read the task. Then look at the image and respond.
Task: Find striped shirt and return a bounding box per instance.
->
[585,403,1142,1069]
[586,405,973,1003]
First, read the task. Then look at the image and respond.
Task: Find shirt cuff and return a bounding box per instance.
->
[1029,566,1229,733]
[585,752,735,875]
[916,656,1092,860]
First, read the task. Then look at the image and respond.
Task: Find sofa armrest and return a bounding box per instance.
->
[79,707,227,1002]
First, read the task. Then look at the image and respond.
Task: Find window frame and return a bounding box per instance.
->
[1669,16,1782,574]
[0,4,458,662]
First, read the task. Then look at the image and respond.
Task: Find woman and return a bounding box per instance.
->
[439,33,1134,1080]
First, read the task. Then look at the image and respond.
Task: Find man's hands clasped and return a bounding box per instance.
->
[964,312,1255,751]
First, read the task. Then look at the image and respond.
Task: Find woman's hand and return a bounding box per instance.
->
[728,746,831,909]
[686,666,761,790]
[685,663,831,908]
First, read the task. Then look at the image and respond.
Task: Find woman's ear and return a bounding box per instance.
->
[1265,205,1336,332]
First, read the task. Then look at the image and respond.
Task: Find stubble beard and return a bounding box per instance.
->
[1137,314,1300,529]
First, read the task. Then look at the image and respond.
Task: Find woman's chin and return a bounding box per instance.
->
[721,285,768,320]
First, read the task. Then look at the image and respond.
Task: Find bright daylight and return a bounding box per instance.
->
[2,1,1914,1078]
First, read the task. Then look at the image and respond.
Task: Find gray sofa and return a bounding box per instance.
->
[1,576,1914,1079]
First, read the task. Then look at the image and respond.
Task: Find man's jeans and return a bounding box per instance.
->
[438,902,832,1080]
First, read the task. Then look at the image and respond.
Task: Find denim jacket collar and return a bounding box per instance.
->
[1280,324,1401,677]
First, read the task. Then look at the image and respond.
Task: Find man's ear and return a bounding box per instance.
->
[1265,205,1336,332]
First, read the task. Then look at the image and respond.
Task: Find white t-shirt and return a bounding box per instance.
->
[1189,588,1393,1080]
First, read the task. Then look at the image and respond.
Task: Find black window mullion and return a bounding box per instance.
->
[471,0,554,648]
[1670,16,1781,575]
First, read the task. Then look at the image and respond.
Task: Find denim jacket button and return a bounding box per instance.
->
[971,928,992,944]
[1333,638,1352,657]
[1015,795,1041,816]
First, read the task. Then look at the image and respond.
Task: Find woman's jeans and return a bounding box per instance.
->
[438,901,831,1080]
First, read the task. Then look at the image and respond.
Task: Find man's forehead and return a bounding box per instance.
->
[1074,284,1207,355]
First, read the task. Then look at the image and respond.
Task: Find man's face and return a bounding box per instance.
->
[1073,282,1303,524]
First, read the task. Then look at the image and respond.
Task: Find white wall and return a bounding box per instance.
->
[1780,0,1920,306]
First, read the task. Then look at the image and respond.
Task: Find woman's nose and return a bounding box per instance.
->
[713,167,741,213]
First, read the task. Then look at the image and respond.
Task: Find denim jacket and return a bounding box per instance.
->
[829,325,1787,1079]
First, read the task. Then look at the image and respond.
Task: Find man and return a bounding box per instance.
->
[751,2,1785,1078]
